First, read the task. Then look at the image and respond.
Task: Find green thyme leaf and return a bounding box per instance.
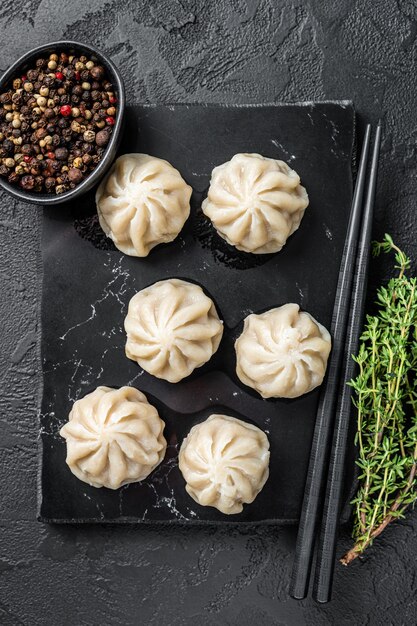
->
[341,235,417,565]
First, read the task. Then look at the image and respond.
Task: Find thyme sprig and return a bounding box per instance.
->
[341,234,417,565]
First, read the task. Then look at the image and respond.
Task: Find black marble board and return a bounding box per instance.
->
[39,102,356,524]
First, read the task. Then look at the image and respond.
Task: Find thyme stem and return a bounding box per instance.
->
[341,235,417,565]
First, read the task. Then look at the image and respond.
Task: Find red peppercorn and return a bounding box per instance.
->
[60,105,72,117]
[109,95,117,104]
[23,155,32,163]
[55,71,64,81]
[21,75,27,82]
[47,151,55,159]
[105,116,115,125]
[75,71,81,81]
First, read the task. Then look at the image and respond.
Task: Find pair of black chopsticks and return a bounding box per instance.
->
[290,122,382,603]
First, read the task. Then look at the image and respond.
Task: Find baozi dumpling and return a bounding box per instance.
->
[235,303,331,399]
[60,386,167,489]
[124,279,224,383]
[96,153,192,257]
[179,414,270,514]
[202,153,308,254]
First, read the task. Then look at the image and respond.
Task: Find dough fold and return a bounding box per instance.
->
[125,279,223,382]
[202,153,308,254]
[60,386,167,489]
[235,303,331,398]
[96,153,191,257]
[179,414,270,514]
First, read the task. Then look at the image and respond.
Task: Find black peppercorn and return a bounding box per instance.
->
[0,92,12,104]
[34,175,44,189]
[90,66,105,80]
[57,117,69,129]
[27,69,38,82]
[64,68,75,81]
[55,146,68,161]
[68,167,83,184]
[20,174,35,190]
[83,143,94,154]
[35,128,47,141]
[3,139,14,155]
[60,94,70,104]
[95,129,110,147]
[21,143,32,155]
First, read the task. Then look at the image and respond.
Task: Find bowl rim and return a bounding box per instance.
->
[0,40,125,206]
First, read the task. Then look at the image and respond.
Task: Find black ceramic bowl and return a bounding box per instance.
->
[0,41,125,205]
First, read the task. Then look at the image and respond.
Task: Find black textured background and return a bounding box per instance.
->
[0,2,416,624]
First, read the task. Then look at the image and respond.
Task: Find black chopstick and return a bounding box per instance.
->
[313,122,382,603]
[290,124,372,600]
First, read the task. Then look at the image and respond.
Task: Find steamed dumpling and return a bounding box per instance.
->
[179,414,270,514]
[235,303,331,399]
[124,279,223,383]
[96,153,192,257]
[202,153,308,254]
[60,386,167,489]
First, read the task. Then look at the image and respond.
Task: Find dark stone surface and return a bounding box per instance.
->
[0,1,416,624]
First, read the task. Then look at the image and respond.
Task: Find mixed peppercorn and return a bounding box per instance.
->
[0,51,117,194]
